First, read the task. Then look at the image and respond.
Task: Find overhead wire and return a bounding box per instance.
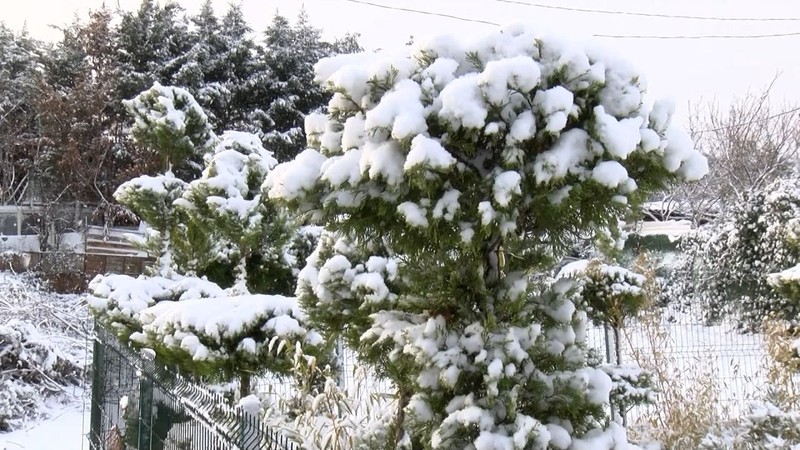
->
[343,0,800,40]
[597,31,800,39]
[340,0,800,132]
[495,0,800,22]
[342,0,500,26]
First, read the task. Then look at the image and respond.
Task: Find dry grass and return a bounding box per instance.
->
[761,317,800,410]
[622,254,731,449]
[619,254,800,449]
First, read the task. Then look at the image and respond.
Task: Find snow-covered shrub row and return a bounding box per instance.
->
[676,178,800,328]
[267,23,707,448]
[700,401,800,449]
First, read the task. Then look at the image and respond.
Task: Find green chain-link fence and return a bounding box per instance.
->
[89,324,297,450]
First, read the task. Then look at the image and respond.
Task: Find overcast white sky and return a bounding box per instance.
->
[4,0,800,125]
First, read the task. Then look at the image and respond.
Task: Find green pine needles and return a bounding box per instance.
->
[266,24,708,448]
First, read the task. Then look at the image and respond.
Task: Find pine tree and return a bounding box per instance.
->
[123,82,217,180]
[89,84,320,397]
[177,131,295,295]
[679,177,800,328]
[168,1,261,137]
[245,12,362,162]
[0,24,44,204]
[114,0,192,103]
[266,25,708,447]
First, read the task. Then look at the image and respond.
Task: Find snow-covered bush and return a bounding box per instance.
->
[266,23,707,448]
[90,85,321,393]
[680,177,800,328]
[768,217,800,311]
[558,259,647,327]
[115,171,188,276]
[700,401,800,450]
[123,82,218,179]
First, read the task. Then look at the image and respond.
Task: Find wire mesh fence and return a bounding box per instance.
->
[91,313,774,447]
[251,315,773,431]
[588,316,770,427]
[89,324,298,450]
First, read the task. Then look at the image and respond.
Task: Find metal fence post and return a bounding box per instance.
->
[603,323,618,423]
[337,338,346,389]
[89,335,105,450]
[137,377,154,450]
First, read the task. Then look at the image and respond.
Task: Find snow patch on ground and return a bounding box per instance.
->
[0,398,89,450]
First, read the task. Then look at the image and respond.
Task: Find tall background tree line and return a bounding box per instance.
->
[0,0,360,221]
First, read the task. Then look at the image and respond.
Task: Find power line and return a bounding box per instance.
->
[495,0,800,22]
[598,31,800,39]
[342,0,500,26]
[342,0,800,40]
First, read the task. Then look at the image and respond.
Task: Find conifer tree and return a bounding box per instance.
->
[768,214,800,318]
[246,12,362,162]
[90,84,320,395]
[177,131,294,295]
[266,25,707,448]
[0,24,43,204]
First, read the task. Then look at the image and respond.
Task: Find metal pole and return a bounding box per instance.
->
[89,333,105,450]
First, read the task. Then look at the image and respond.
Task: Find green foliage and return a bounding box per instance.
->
[268,25,706,447]
[559,259,648,328]
[768,217,800,311]
[123,83,217,179]
[678,177,800,328]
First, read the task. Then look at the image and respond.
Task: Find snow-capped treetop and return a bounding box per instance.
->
[182,130,277,224]
[177,130,290,295]
[266,23,708,261]
[114,171,187,232]
[269,24,692,448]
[124,82,219,179]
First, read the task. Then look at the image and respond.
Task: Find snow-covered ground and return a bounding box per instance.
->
[0,266,781,448]
[0,394,90,450]
[0,272,91,450]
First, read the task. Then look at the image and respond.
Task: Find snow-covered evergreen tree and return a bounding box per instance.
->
[246,12,361,162]
[176,130,295,295]
[266,24,707,448]
[171,1,259,133]
[123,82,217,180]
[90,85,321,395]
[114,0,193,103]
[0,24,43,204]
[679,177,800,328]
[769,216,800,311]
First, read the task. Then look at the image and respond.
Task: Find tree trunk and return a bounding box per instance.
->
[394,388,410,446]
[239,372,251,399]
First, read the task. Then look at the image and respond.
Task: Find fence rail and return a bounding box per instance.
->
[90,324,297,450]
